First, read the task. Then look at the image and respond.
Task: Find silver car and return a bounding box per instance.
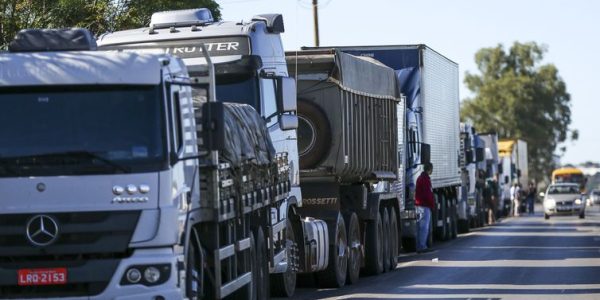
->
[542,183,586,219]
[590,189,600,205]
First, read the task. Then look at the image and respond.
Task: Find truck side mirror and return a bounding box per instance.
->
[475,147,485,162]
[420,143,431,165]
[276,77,297,113]
[279,114,298,131]
[202,102,225,151]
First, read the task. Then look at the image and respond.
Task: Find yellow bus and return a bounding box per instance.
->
[551,167,586,193]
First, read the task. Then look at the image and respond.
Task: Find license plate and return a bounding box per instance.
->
[18,268,67,286]
[557,206,571,211]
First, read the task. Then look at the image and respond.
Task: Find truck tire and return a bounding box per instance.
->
[450,200,458,239]
[435,194,448,241]
[382,208,391,272]
[401,237,416,253]
[344,212,361,285]
[388,209,399,270]
[316,214,347,288]
[364,211,384,275]
[255,227,269,300]
[297,100,331,169]
[270,219,297,297]
[458,219,469,234]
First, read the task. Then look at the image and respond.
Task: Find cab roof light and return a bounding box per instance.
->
[150,8,214,30]
[8,28,97,53]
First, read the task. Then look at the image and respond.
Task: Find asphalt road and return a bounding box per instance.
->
[288,204,600,299]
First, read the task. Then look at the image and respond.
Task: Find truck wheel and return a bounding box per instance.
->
[388,209,399,270]
[381,208,391,272]
[316,214,347,288]
[364,211,384,275]
[255,227,269,300]
[344,212,361,285]
[544,213,550,220]
[271,219,297,297]
[458,219,469,234]
[451,201,458,239]
[401,237,416,253]
[435,194,448,241]
[297,100,331,169]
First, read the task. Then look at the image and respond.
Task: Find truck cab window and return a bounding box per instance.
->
[170,87,184,155]
[260,78,278,127]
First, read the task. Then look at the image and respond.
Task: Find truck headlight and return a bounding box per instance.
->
[575,199,582,205]
[144,266,161,283]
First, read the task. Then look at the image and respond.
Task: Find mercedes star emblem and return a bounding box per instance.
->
[26,215,59,246]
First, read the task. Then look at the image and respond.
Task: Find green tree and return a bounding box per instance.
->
[461,41,577,183]
[0,0,221,49]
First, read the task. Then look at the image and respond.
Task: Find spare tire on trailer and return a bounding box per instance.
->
[297,100,331,170]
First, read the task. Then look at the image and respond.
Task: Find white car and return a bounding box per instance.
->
[541,183,585,219]
[591,189,600,205]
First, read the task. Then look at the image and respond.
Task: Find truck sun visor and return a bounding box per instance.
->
[8,28,97,52]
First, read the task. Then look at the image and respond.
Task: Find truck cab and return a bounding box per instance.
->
[0,28,197,299]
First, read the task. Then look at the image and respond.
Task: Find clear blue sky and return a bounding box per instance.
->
[219,0,599,165]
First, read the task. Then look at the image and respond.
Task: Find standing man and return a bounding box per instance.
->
[510,182,521,217]
[416,162,435,253]
[526,182,536,215]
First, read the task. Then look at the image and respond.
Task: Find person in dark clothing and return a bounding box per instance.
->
[526,182,536,215]
[416,162,435,253]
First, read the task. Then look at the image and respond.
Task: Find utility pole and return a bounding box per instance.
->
[312,0,320,46]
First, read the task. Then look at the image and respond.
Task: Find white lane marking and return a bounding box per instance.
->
[398,258,600,268]
[467,231,598,237]
[322,293,600,299]
[408,284,600,290]
[471,246,600,250]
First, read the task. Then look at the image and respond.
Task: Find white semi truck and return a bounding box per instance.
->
[0,28,290,299]
[97,9,322,297]
[498,139,529,215]
[458,123,486,232]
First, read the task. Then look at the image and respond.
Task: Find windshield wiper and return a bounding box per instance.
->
[0,151,131,174]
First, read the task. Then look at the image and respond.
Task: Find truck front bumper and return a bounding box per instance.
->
[0,248,184,300]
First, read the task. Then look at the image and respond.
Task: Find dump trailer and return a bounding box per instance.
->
[98,8,325,297]
[0,28,291,300]
[286,49,403,287]
[304,45,462,247]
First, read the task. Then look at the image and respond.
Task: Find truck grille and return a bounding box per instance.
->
[0,211,139,298]
[0,211,140,258]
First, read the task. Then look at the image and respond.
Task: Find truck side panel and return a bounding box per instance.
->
[422,48,461,189]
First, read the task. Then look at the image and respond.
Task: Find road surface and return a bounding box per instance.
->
[288,204,600,299]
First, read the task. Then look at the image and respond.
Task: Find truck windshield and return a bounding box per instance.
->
[190,71,260,112]
[0,86,166,177]
[547,185,580,195]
